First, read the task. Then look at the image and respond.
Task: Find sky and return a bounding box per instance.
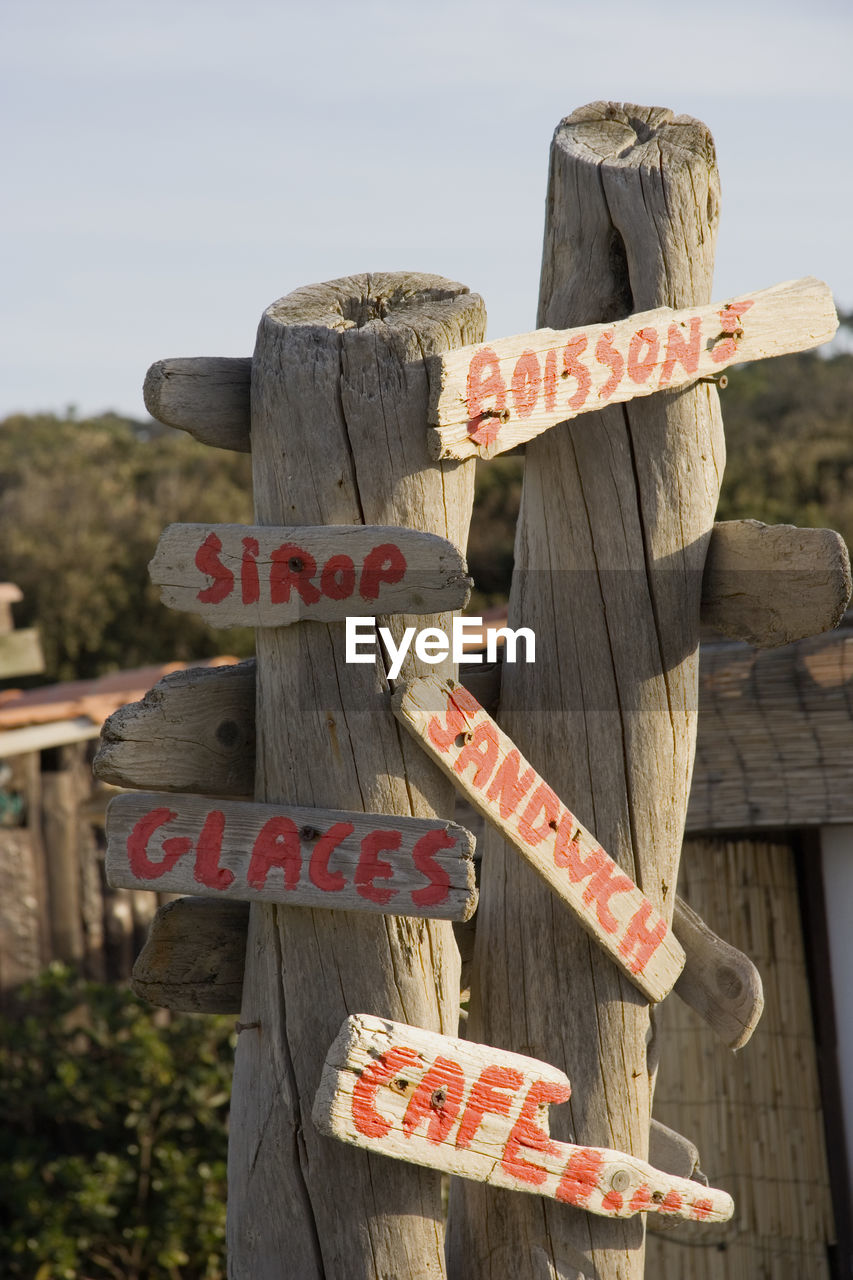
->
[2,0,851,421]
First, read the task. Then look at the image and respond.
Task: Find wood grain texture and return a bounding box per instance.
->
[106,791,476,920]
[393,677,684,1002]
[645,837,836,1279]
[448,102,725,1280]
[428,277,837,459]
[313,1015,733,1224]
[226,272,485,1280]
[150,522,470,627]
[701,520,851,647]
[672,898,763,1050]
[131,896,249,1012]
[143,357,252,452]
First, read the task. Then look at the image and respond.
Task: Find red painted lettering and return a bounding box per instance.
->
[627,326,660,383]
[195,532,234,604]
[543,348,558,413]
[485,749,535,819]
[402,1056,465,1143]
[659,318,702,385]
[618,900,667,974]
[501,1080,572,1186]
[351,1045,423,1139]
[710,299,754,364]
[517,783,561,846]
[453,722,499,790]
[511,350,542,419]
[660,1190,683,1214]
[582,861,636,935]
[193,809,234,890]
[410,829,453,908]
[555,1146,605,1207]
[269,544,321,605]
[247,816,302,891]
[466,348,507,445]
[427,686,481,752]
[563,335,590,410]
[601,1189,623,1212]
[595,331,625,400]
[308,821,353,893]
[127,808,190,880]
[240,537,260,605]
[691,1197,714,1220]
[456,1065,524,1149]
[355,830,399,905]
[359,543,407,602]
[554,815,606,881]
[629,1185,652,1213]
[320,554,356,601]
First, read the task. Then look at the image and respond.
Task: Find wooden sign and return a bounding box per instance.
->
[149,523,470,626]
[428,276,838,459]
[106,792,477,921]
[392,677,684,1001]
[313,1014,734,1223]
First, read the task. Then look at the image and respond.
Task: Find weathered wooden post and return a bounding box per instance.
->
[445,102,736,1279]
[225,274,484,1278]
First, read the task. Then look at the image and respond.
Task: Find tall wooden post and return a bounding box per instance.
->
[226,274,484,1278]
[448,104,723,1278]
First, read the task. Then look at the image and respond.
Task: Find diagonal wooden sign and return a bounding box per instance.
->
[427,276,837,459]
[392,677,684,1001]
[313,1014,734,1223]
[149,523,470,626]
[106,792,477,921]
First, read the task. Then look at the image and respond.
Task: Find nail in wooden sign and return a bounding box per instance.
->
[428,276,837,459]
[149,523,471,626]
[106,792,477,921]
[312,1015,734,1223]
[392,678,684,1001]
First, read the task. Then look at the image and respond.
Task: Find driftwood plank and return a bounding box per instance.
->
[131,897,249,1012]
[143,357,253,452]
[106,791,476,921]
[94,660,256,796]
[313,1015,734,1223]
[392,677,685,1002]
[671,897,764,1050]
[428,276,837,460]
[702,520,851,647]
[150,522,471,627]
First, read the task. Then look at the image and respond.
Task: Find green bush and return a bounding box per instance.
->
[0,966,234,1279]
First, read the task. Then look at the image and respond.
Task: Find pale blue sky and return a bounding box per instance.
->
[2,0,851,419]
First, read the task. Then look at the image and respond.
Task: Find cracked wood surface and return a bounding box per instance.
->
[313,1015,733,1224]
[149,522,471,627]
[144,356,253,452]
[447,102,727,1280]
[427,277,836,460]
[226,272,485,1280]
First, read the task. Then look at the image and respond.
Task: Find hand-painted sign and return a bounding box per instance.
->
[428,276,837,459]
[392,677,684,1001]
[149,524,471,626]
[106,792,477,921]
[313,1014,734,1223]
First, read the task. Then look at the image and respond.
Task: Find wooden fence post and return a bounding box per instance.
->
[447,103,723,1279]
[226,274,484,1278]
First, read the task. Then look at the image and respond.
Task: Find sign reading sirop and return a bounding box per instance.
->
[313,1014,734,1223]
[392,677,684,1002]
[427,276,837,459]
[106,792,477,921]
[149,523,471,626]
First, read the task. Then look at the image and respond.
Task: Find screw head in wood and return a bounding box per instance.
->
[610,1169,631,1193]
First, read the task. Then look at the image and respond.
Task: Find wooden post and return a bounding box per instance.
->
[226,273,485,1278]
[448,103,723,1279]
